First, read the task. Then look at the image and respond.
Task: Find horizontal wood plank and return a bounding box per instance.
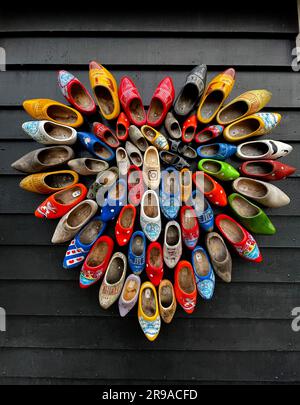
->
[0,317,297,351]
[0,348,299,382]
[0,70,299,108]
[1,37,293,67]
[0,7,297,34]
[0,280,298,319]
[0,246,297,283]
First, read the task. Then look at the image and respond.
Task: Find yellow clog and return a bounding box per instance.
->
[216,89,272,125]
[223,112,281,143]
[141,125,169,151]
[197,68,235,124]
[89,61,120,120]
[19,170,79,194]
[180,168,192,203]
[23,99,83,128]
[138,281,161,342]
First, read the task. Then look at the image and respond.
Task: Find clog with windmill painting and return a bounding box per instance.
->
[138,281,161,341]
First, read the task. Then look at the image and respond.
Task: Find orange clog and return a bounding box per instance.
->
[89,61,120,120]
[23,99,84,128]
[19,170,79,194]
[197,68,235,124]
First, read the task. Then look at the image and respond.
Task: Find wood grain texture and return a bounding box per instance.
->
[0,70,299,108]
[0,349,299,382]
[0,280,298,319]
[1,37,293,67]
[0,7,297,34]
[0,317,298,351]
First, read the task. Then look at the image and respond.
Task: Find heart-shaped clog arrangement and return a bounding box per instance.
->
[12,62,296,342]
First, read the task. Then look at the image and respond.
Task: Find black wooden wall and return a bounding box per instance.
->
[0,5,300,384]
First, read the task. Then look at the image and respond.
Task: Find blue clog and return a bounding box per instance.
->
[197,143,237,160]
[191,190,214,232]
[159,167,181,220]
[77,131,115,162]
[63,216,106,269]
[192,246,215,300]
[99,179,127,222]
[128,231,146,275]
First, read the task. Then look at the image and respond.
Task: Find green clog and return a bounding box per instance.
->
[228,193,276,235]
[198,159,240,181]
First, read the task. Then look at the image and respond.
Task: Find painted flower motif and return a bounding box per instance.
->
[139,316,161,338]
[23,121,40,136]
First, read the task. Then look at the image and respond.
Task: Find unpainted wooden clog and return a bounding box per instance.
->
[205,232,232,283]
[164,112,182,139]
[232,177,290,208]
[158,279,177,324]
[125,141,143,168]
[68,158,109,176]
[12,145,74,173]
[99,252,127,309]
[51,199,98,244]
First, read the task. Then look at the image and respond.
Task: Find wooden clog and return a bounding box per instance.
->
[138,281,161,341]
[141,125,169,151]
[119,76,146,126]
[68,158,109,176]
[198,159,240,181]
[239,160,296,181]
[147,77,175,127]
[174,261,197,314]
[22,120,77,145]
[205,232,232,283]
[20,170,79,194]
[23,98,84,128]
[158,280,177,324]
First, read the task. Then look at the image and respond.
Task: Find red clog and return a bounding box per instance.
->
[146,242,164,286]
[93,122,120,148]
[147,77,175,127]
[116,112,130,141]
[239,160,296,181]
[193,171,227,207]
[195,124,224,144]
[35,183,87,219]
[127,165,145,206]
[174,261,197,314]
[79,236,114,288]
[182,115,197,143]
[180,205,200,250]
[115,204,137,246]
[57,70,97,115]
[216,214,262,263]
[119,76,146,126]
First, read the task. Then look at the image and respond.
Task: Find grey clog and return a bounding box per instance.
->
[11,145,75,173]
[174,64,207,116]
[165,112,182,140]
[125,141,143,167]
[205,232,232,283]
[129,125,148,152]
